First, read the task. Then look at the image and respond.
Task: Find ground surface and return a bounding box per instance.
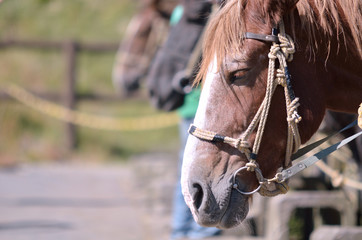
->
[0,153,246,240]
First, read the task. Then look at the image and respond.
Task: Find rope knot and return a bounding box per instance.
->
[278,34,295,62]
[332,175,344,188]
[276,69,286,87]
[268,45,279,59]
[287,98,302,123]
[246,160,258,172]
[234,138,250,154]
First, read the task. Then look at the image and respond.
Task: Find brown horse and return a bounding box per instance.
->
[112,0,177,95]
[181,0,362,229]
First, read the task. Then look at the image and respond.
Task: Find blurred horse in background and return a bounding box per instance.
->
[112,0,177,96]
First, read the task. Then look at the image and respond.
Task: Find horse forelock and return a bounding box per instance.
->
[197,0,362,85]
[196,0,247,85]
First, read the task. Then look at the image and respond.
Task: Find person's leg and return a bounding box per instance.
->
[187,223,221,239]
[170,174,195,239]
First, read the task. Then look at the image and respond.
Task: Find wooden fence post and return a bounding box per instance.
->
[63,41,77,151]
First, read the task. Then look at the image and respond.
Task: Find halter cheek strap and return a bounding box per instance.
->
[244,32,279,43]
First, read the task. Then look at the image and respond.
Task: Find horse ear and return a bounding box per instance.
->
[262,0,299,26]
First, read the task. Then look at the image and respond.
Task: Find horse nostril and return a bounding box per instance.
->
[191,183,204,210]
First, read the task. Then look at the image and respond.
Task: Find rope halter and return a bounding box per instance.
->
[188,21,301,197]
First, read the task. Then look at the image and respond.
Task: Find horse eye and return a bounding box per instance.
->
[230,68,250,83]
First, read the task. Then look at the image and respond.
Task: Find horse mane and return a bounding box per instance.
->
[196,0,362,84]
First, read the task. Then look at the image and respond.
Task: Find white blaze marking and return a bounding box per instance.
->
[181,57,218,214]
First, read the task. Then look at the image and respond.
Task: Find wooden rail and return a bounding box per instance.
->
[0,38,120,51]
[0,38,122,152]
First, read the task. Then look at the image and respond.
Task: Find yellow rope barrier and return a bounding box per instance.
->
[3,84,179,131]
[315,161,362,190]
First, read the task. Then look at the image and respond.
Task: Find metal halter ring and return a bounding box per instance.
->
[232,166,262,195]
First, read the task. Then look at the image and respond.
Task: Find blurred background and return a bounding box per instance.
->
[0,0,180,165]
[0,1,182,239]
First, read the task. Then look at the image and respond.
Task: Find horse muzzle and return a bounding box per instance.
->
[182,165,250,229]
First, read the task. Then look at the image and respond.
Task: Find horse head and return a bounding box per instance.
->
[112,2,172,95]
[182,0,362,229]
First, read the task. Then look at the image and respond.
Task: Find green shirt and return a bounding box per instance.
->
[170,5,183,26]
[177,88,200,118]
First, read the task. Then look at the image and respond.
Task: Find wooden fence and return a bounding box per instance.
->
[0,38,121,152]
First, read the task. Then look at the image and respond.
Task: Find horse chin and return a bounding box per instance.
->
[218,191,249,229]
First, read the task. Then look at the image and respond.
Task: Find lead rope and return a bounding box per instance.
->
[189,21,302,197]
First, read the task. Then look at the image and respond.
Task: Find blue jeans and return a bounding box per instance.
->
[170,118,221,239]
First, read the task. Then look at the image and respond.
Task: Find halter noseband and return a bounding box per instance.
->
[189,21,302,197]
